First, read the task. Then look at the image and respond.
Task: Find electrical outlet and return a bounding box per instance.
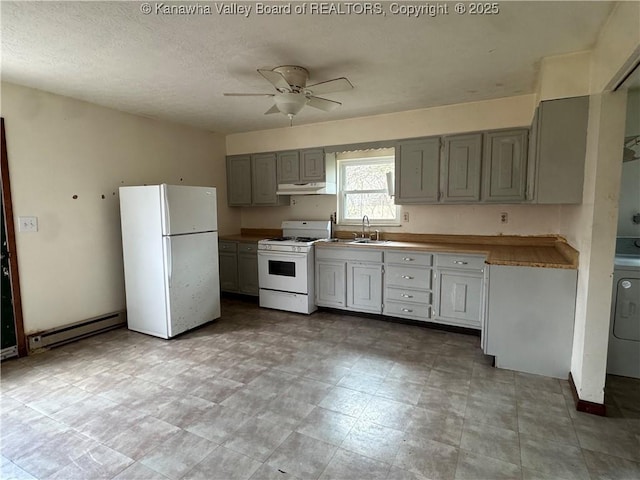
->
[18,216,38,232]
[500,212,508,224]
[403,211,410,223]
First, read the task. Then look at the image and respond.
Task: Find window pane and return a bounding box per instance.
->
[344,193,396,220]
[344,162,393,191]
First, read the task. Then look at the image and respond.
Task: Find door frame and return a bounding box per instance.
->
[1,117,27,357]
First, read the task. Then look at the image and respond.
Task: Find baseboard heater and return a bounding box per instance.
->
[27,310,127,351]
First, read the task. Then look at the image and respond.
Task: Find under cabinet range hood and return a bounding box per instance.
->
[276,182,336,195]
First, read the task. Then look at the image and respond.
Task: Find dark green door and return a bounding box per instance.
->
[1,181,17,357]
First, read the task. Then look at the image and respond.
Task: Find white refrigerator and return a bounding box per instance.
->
[119,184,220,339]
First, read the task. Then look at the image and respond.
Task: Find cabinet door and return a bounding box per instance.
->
[437,270,483,328]
[483,130,528,202]
[535,96,589,204]
[277,151,300,183]
[300,149,325,182]
[347,263,382,314]
[251,153,279,205]
[219,252,238,292]
[442,133,482,202]
[226,156,252,206]
[238,253,259,296]
[396,138,440,204]
[316,260,346,308]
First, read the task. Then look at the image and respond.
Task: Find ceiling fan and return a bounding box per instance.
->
[224,65,353,123]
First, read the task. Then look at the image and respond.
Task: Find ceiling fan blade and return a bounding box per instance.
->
[307,96,342,112]
[258,69,291,92]
[264,104,281,115]
[224,93,275,97]
[306,77,353,95]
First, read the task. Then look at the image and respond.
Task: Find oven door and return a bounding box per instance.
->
[258,250,309,294]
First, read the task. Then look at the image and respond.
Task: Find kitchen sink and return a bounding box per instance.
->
[349,239,389,244]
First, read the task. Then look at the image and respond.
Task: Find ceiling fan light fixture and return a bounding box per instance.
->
[274,92,307,116]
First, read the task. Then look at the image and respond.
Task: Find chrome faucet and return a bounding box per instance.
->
[362,215,370,239]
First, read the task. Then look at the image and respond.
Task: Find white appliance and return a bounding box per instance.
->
[607,237,640,378]
[119,184,221,339]
[276,181,336,195]
[258,220,331,314]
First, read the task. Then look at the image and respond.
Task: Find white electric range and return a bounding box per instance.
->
[258,220,331,314]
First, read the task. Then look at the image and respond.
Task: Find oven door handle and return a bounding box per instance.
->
[258,250,307,259]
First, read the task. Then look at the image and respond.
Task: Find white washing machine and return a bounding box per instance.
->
[607,237,640,378]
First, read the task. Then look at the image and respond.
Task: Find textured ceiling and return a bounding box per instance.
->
[2,1,614,133]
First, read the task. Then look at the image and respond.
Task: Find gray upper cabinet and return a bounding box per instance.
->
[531,96,589,204]
[300,149,325,182]
[396,137,440,204]
[276,149,325,184]
[483,129,528,202]
[277,151,300,184]
[252,153,278,205]
[442,133,482,202]
[226,155,252,206]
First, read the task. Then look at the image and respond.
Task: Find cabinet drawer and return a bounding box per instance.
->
[385,250,432,266]
[385,287,431,305]
[316,247,383,263]
[219,241,237,253]
[436,253,485,271]
[384,301,431,321]
[238,242,257,254]
[385,265,432,289]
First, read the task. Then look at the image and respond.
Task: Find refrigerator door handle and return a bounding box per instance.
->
[162,184,171,234]
[165,237,172,287]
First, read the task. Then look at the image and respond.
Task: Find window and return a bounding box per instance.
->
[337,150,399,225]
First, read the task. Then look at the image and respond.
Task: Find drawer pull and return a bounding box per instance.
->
[246,247,253,251]
[401,275,414,280]
[400,293,413,298]
[401,308,413,313]
[453,260,468,265]
[402,257,414,261]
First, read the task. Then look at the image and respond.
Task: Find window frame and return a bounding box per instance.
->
[337,155,400,226]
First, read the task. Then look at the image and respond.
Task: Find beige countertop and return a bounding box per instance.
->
[220,230,578,269]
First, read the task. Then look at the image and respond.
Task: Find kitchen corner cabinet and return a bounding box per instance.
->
[226,154,288,207]
[395,137,440,203]
[219,240,259,296]
[277,148,326,183]
[483,129,528,202]
[529,96,589,204]
[484,265,577,378]
[442,133,482,202]
[434,253,485,329]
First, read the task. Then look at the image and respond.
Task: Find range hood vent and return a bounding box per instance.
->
[276,182,336,195]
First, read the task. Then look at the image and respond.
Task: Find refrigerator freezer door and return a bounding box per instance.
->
[165,231,220,337]
[161,185,218,236]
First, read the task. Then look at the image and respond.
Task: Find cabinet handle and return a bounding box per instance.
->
[400,293,413,298]
[453,260,468,265]
[401,308,413,313]
[402,257,414,261]
[401,275,414,279]
[246,247,252,251]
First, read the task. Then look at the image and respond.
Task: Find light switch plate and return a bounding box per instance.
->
[18,216,38,232]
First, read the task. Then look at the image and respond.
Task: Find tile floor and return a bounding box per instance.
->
[1,297,639,480]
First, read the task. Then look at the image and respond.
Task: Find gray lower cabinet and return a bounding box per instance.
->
[219,240,258,296]
[237,242,258,295]
[347,262,383,314]
[383,250,433,321]
[395,137,440,203]
[484,265,577,378]
[483,129,528,202]
[434,253,485,329]
[529,96,589,204]
[442,133,482,202]
[316,260,346,308]
[219,241,239,292]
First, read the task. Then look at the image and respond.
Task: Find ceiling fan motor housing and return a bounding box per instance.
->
[273,65,309,92]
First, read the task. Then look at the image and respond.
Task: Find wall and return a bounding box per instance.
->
[1,82,235,335]
[229,94,564,236]
[618,89,640,237]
